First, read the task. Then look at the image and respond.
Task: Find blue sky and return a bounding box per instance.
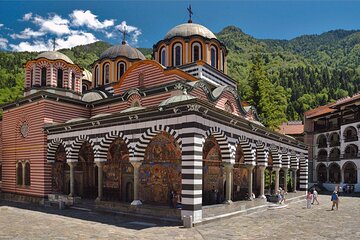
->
[1,0,360,51]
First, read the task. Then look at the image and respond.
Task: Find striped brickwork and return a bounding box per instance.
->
[299,153,309,190]
[237,136,256,166]
[255,141,268,167]
[270,145,282,169]
[281,150,290,169]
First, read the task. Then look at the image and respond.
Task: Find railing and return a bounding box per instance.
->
[344,136,358,142]
[329,141,340,147]
[342,153,359,159]
[317,156,328,162]
[318,143,328,148]
[328,156,340,161]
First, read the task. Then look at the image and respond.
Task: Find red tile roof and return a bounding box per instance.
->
[304,102,336,119]
[277,121,304,135]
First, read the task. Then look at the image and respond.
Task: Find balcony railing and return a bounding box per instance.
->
[318,143,328,148]
[342,153,359,159]
[329,141,340,147]
[317,156,328,162]
[328,156,340,161]
[344,136,358,142]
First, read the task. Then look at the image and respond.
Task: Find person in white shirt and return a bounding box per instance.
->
[312,188,319,205]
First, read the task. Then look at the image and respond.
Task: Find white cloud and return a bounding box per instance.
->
[33,14,70,36]
[10,31,97,52]
[70,10,114,30]
[10,28,45,39]
[0,38,8,49]
[115,21,142,45]
[10,40,50,52]
[22,12,33,21]
[0,23,4,28]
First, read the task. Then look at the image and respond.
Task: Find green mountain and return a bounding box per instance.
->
[2,27,360,123]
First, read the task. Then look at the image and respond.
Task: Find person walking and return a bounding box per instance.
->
[306,191,313,209]
[331,190,339,210]
[312,188,319,205]
[279,188,286,204]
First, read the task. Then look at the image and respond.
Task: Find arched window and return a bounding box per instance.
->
[329,132,340,147]
[317,149,328,161]
[192,42,202,62]
[317,134,327,148]
[317,164,327,183]
[329,148,340,161]
[343,161,357,184]
[117,61,126,80]
[57,69,63,88]
[173,43,182,66]
[16,162,23,186]
[103,63,110,84]
[329,163,341,183]
[94,65,99,87]
[210,46,218,68]
[344,126,358,142]
[41,67,47,86]
[160,47,167,66]
[25,162,31,186]
[159,47,167,66]
[71,72,76,91]
[344,144,358,159]
[82,84,88,92]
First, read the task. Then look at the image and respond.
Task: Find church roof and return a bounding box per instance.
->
[35,51,74,64]
[100,43,146,60]
[159,91,196,107]
[82,69,92,82]
[164,23,217,40]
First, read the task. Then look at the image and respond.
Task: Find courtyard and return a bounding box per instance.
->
[0,194,359,240]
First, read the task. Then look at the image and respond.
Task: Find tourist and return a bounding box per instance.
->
[169,190,175,208]
[312,188,319,205]
[331,190,339,210]
[279,188,286,204]
[211,186,218,204]
[306,191,313,209]
[175,192,181,209]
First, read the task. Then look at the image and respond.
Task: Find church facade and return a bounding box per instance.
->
[0,18,308,222]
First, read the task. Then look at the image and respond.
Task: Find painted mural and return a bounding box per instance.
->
[76,141,96,198]
[52,144,68,194]
[139,132,181,204]
[233,145,248,200]
[103,138,133,201]
[203,136,223,205]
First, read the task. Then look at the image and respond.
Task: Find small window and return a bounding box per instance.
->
[210,46,218,68]
[117,62,126,80]
[41,67,47,86]
[173,43,182,66]
[25,162,31,186]
[30,68,34,86]
[94,66,99,87]
[225,101,234,113]
[192,42,202,62]
[103,63,110,84]
[71,72,76,91]
[57,69,63,88]
[131,100,141,107]
[82,84,88,92]
[16,162,23,186]
[160,47,166,66]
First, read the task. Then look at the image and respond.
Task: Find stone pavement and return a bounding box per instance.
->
[1,194,360,240]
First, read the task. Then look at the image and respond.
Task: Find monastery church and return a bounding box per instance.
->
[0,13,308,223]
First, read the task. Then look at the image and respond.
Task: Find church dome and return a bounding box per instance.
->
[35,51,74,64]
[100,43,146,60]
[164,23,217,40]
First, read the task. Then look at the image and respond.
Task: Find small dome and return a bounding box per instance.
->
[82,91,108,102]
[82,69,92,82]
[36,51,74,64]
[100,43,146,60]
[120,106,146,113]
[165,23,217,40]
[159,92,196,107]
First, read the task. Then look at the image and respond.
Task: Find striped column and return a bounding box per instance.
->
[290,152,299,192]
[299,154,309,191]
[181,133,203,223]
[281,150,290,192]
[270,146,282,193]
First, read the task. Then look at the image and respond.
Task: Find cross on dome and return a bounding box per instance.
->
[119,26,130,45]
[187,4,193,23]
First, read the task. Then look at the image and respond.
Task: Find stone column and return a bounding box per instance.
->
[224,163,234,203]
[258,166,266,199]
[68,162,77,197]
[247,166,255,200]
[274,167,280,193]
[293,170,297,193]
[95,162,104,201]
[283,169,289,192]
[131,161,142,206]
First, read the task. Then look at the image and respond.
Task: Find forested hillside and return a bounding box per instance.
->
[2,27,360,127]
